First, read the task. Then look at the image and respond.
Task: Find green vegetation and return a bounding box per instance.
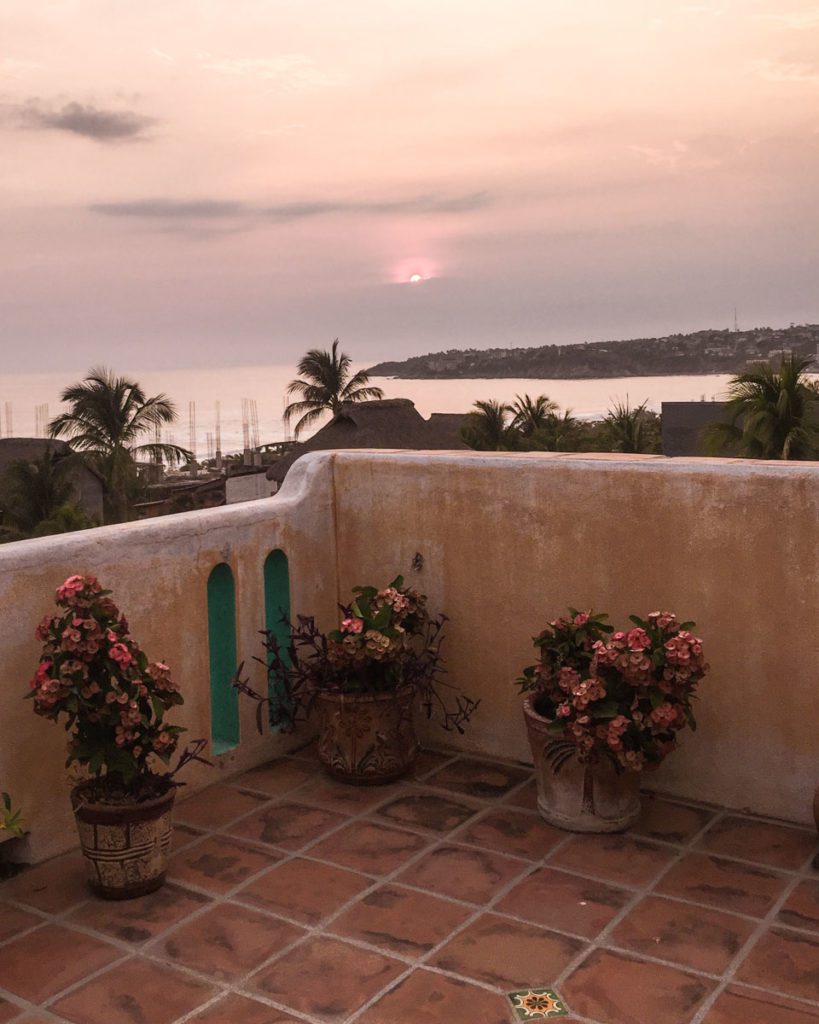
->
[461,394,662,454]
[284,339,385,438]
[1,792,24,839]
[49,367,190,523]
[0,453,94,541]
[703,355,819,460]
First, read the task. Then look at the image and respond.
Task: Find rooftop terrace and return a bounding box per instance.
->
[1,746,818,1024]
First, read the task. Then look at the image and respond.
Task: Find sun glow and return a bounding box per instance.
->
[409,273,423,283]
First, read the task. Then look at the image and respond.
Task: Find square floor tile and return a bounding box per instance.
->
[167,835,282,894]
[51,957,216,1024]
[549,833,675,888]
[630,796,717,845]
[375,792,480,833]
[189,994,305,1023]
[66,882,210,944]
[0,852,88,913]
[496,865,631,938]
[779,880,819,933]
[504,780,539,811]
[611,894,755,973]
[248,935,404,1022]
[562,948,715,1024]
[412,749,457,779]
[176,784,269,830]
[331,883,471,957]
[456,808,563,860]
[235,857,372,925]
[228,801,348,851]
[425,757,532,799]
[160,902,304,981]
[697,816,818,871]
[735,926,819,1003]
[232,757,315,797]
[357,968,510,1024]
[656,852,789,917]
[0,924,120,1003]
[0,998,24,1024]
[295,775,404,813]
[0,902,41,944]
[431,913,583,989]
[507,988,570,1020]
[703,984,819,1023]
[171,822,206,852]
[308,820,430,874]
[395,843,529,904]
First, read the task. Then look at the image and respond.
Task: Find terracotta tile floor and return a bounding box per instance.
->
[1,746,818,1024]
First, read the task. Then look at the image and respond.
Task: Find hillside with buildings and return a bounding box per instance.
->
[368,324,819,379]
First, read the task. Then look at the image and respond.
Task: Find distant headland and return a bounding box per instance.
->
[368,324,819,379]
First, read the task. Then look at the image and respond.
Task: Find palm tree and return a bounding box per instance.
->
[461,399,516,451]
[603,399,660,453]
[49,367,190,523]
[511,394,558,437]
[530,409,586,451]
[1,453,75,534]
[703,354,819,460]
[283,340,385,438]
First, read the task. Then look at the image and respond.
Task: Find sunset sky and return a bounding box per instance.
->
[2,0,819,371]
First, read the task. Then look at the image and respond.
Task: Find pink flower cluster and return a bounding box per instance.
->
[28,575,185,782]
[522,608,708,772]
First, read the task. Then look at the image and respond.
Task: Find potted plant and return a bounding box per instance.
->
[236,576,478,784]
[518,609,707,832]
[27,574,207,899]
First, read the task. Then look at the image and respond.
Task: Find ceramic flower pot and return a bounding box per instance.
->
[813,784,819,870]
[523,697,641,832]
[315,685,418,785]
[71,782,175,899]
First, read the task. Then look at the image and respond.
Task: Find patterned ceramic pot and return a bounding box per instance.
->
[71,783,175,900]
[523,697,641,833]
[315,685,418,785]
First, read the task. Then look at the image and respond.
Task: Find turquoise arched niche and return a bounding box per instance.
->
[263,549,291,728]
[207,562,239,754]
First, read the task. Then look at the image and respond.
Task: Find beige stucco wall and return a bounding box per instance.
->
[0,449,816,863]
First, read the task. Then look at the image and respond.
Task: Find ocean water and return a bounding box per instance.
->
[0,365,736,456]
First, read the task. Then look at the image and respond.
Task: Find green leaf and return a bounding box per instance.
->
[591,700,620,719]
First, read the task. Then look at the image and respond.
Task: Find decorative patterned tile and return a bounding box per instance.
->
[375,792,479,833]
[160,902,304,981]
[235,857,372,925]
[549,833,675,888]
[735,927,819,1003]
[176,784,269,830]
[67,882,210,944]
[425,757,532,799]
[227,801,349,851]
[308,820,429,874]
[248,935,404,1022]
[456,808,563,860]
[52,957,216,1024]
[167,834,283,894]
[697,816,818,871]
[507,987,569,1020]
[395,843,529,904]
[496,865,631,938]
[357,968,510,1024]
[630,796,717,845]
[562,948,715,1024]
[331,883,471,957]
[431,913,582,989]
[0,924,120,1003]
[656,852,789,918]
[611,895,756,974]
[779,880,819,933]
